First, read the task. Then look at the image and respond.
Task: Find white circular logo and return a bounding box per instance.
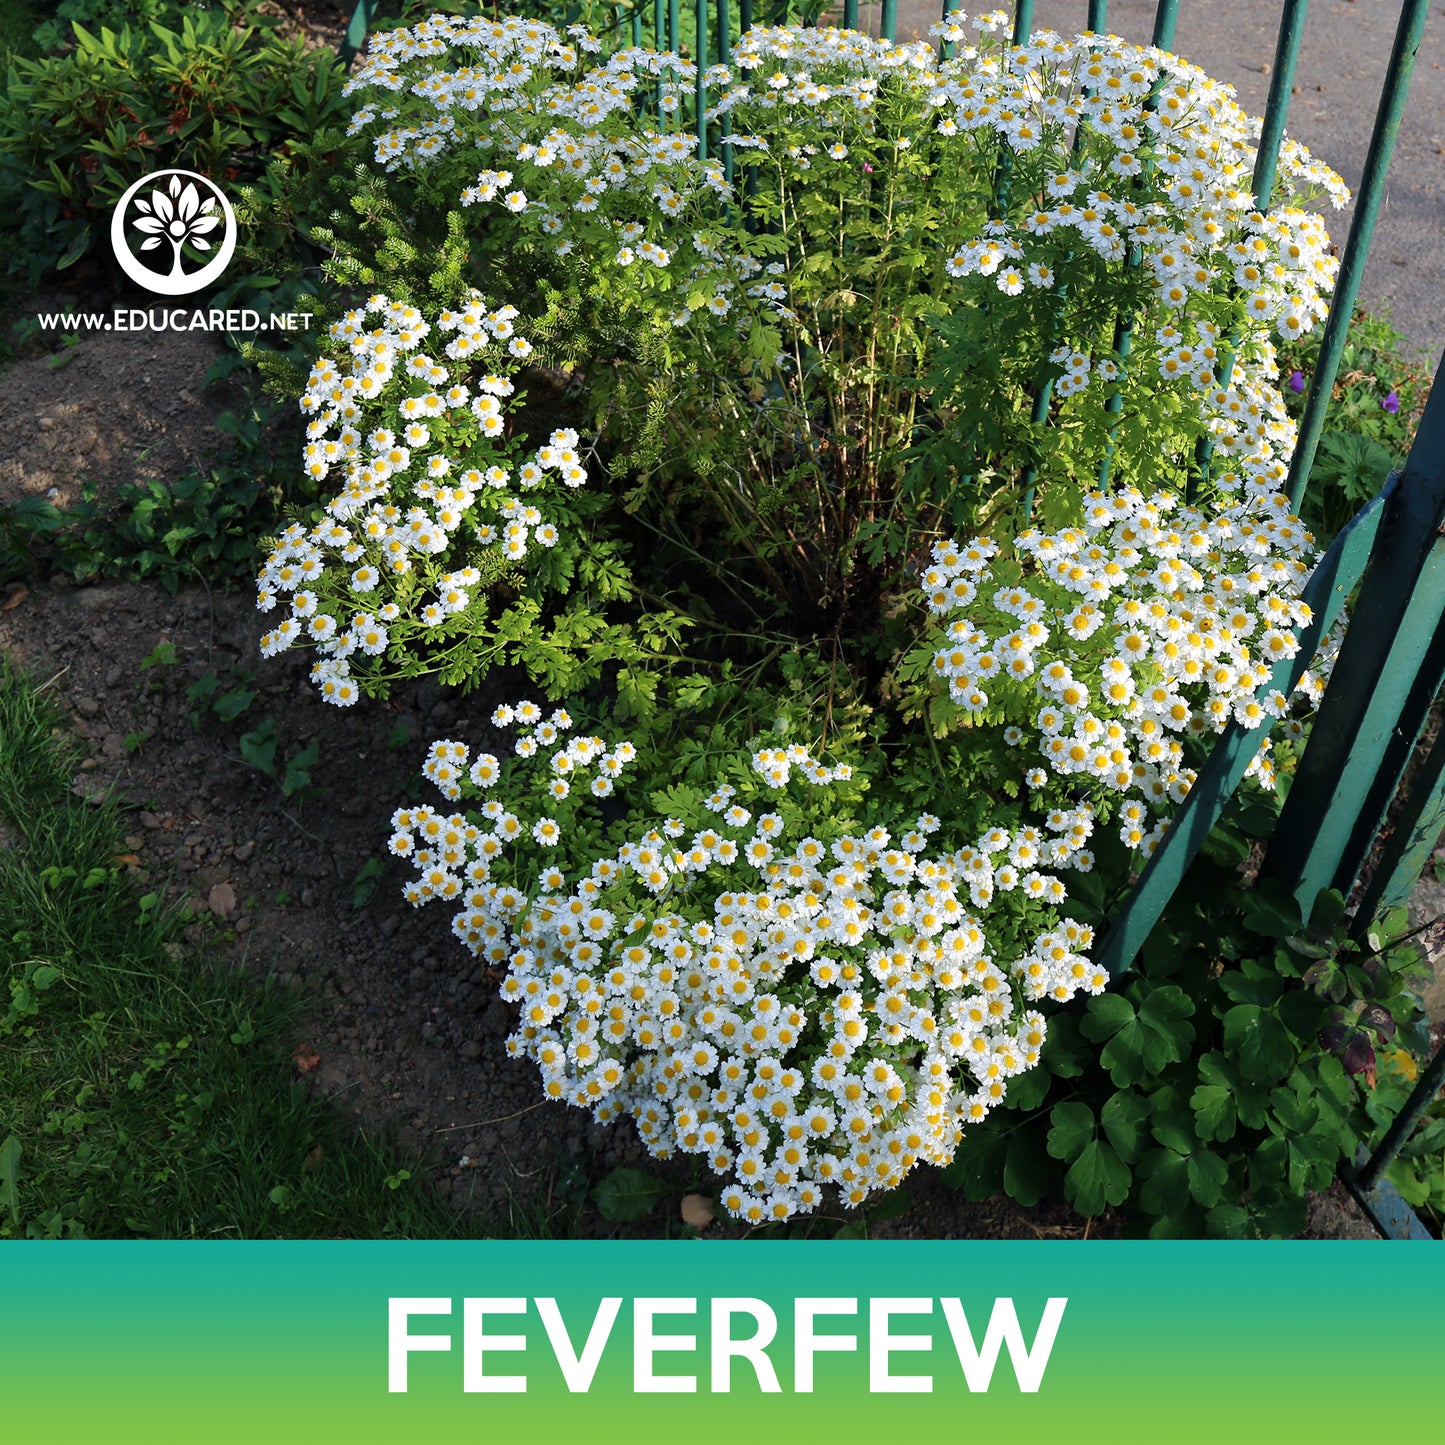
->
[110,169,237,296]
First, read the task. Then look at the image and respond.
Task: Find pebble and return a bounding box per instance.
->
[481,1000,511,1037]
[75,697,101,718]
[139,811,164,829]
[208,882,237,920]
[234,841,255,863]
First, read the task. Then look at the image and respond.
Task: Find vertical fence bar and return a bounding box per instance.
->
[1088,0,1107,33]
[1188,0,1309,499]
[339,0,380,65]
[696,0,709,159]
[845,0,859,30]
[1354,704,1445,924]
[882,0,898,43]
[1266,351,1445,914]
[1352,1046,1445,1195]
[1150,0,1178,50]
[718,0,733,187]
[1287,0,1431,512]
[939,0,966,61]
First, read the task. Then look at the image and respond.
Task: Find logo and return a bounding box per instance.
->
[110,169,237,296]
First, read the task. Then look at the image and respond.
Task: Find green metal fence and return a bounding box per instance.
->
[340,0,1445,1236]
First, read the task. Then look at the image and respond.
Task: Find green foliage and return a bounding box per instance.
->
[29,1,244,57]
[238,717,320,800]
[0,6,348,283]
[1279,306,1432,539]
[0,398,304,593]
[591,1166,673,1223]
[946,846,1437,1236]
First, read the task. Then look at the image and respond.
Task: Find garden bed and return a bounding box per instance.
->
[0,282,1392,1241]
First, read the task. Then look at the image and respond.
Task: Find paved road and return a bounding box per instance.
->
[858,0,1445,365]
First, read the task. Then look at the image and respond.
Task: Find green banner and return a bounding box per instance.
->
[4,1242,1438,1442]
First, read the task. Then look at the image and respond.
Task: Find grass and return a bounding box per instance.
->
[0,655,469,1238]
[0,0,40,62]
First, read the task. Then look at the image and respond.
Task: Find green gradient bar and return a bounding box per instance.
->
[4,1242,1445,1445]
[1287,0,1430,511]
[882,0,898,43]
[1088,0,1107,33]
[845,0,859,30]
[1011,0,1035,44]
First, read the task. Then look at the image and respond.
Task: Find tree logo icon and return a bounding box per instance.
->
[110,169,237,297]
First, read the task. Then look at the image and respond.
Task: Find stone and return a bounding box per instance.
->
[208,881,237,920]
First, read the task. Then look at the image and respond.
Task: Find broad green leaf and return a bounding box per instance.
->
[1137,1148,1190,1217]
[0,1135,22,1227]
[591,1167,671,1223]
[1223,1003,1296,1084]
[1186,1151,1229,1208]
[1190,1083,1237,1143]
[1100,1090,1150,1164]
[943,1126,1006,1202]
[1002,1129,1053,1208]
[1240,881,1304,939]
[1063,1139,1130,1217]
[1046,1100,1095,1165]
[1205,1204,1250,1238]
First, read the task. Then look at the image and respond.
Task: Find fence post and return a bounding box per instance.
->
[1265,352,1445,915]
[1287,0,1432,513]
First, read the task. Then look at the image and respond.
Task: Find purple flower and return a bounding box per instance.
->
[863,163,874,173]
[1287,369,1305,392]
[1382,390,1400,414]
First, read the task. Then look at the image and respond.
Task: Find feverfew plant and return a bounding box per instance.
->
[254,290,659,703]
[392,703,1107,1223]
[906,485,1340,858]
[252,12,1362,1222]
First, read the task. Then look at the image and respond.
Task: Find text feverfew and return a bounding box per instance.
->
[387,1295,1067,1395]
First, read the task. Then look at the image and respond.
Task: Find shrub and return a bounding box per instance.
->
[0,7,348,282]
[251,11,1391,1228]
